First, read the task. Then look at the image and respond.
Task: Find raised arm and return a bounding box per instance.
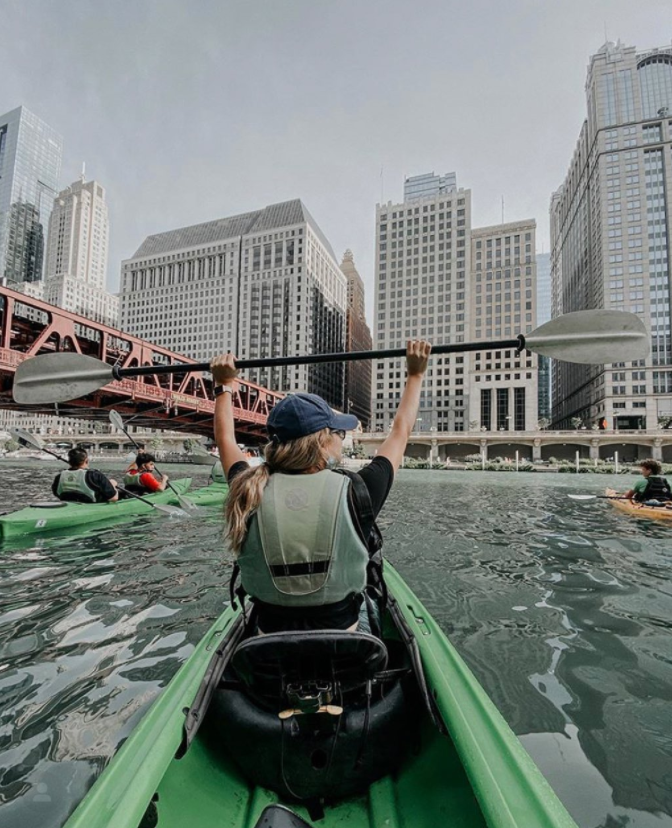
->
[376,340,431,474]
[211,354,247,477]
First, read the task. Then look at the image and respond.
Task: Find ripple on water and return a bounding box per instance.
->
[0,465,671,827]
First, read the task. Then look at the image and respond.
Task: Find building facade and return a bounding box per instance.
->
[469,221,538,432]
[551,41,672,429]
[373,175,538,433]
[120,199,347,409]
[373,178,472,432]
[340,250,372,429]
[536,252,552,420]
[0,106,62,285]
[43,177,118,326]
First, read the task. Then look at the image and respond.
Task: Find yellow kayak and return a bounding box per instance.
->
[606,488,672,521]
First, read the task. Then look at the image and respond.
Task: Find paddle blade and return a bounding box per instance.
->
[525,310,648,364]
[154,504,186,516]
[109,409,125,431]
[10,428,44,450]
[13,353,114,404]
[176,493,201,515]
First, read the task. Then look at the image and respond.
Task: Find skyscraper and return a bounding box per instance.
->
[120,199,347,409]
[0,106,62,285]
[43,176,118,326]
[374,177,471,432]
[536,252,552,420]
[340,250,372,429]
[551,41,672,429]
[469,221,538,431]
[374,174,538,433]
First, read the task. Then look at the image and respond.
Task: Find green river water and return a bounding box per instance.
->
[0,461,671,828]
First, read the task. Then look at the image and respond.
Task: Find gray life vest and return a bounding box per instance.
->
[56,469,97,503]
[237,470,369,607]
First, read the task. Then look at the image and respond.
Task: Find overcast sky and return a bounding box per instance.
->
[2,0,670,321]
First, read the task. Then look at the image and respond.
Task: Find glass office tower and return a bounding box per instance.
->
[551,42,672,430]
[0,106,63,285]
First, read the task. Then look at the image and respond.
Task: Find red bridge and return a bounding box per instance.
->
[0,285,282,439]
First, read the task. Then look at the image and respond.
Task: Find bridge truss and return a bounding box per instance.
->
[0,285,281,439]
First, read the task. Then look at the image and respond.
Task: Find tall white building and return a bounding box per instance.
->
[120,199,347,408]
[374,177,472,432]
[373,175,538,433]
[469,221,538,431]
[551,41,672,429]
[43,177,119,326]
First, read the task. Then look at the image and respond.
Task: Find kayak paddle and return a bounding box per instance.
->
[109,410,200,514]
[567,494,630,501]
[10,429,184,516]
[11,309,648,405]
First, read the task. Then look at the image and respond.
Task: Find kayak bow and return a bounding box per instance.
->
[62,563,578,828]
[0,478,192,540]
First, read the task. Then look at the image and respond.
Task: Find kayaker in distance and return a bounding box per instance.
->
[624,458,672,505]
[211,339,432,635]
[52,448,119,503]
[123,452,169,494]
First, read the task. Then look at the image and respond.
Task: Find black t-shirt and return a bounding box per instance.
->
[227,456,394,523]
[226,456,394,632]
[52,469,117,503]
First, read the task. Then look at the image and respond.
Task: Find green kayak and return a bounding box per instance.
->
[63,563,578,828]
[0,478,192,540]
[186,481,229,507]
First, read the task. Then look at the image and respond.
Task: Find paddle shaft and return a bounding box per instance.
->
[17,436,172,510]
[111,337,523,378]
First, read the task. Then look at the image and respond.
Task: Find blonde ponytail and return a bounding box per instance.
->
[225,428,333,553]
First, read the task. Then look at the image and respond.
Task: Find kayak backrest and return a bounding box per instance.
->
[231,630,388,705]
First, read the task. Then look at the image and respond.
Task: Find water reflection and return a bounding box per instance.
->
[0,464,671,827]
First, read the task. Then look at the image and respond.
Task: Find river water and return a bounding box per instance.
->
[0,461,671,828]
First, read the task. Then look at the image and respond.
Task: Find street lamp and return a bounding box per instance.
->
[416,417,423,433]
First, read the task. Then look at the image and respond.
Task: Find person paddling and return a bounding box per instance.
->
[624,458,672,506]
[211,339,432,635]
[124,452,169,494]
[52,448,119,503]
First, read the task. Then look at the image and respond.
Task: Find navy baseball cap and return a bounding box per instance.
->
[267,393,359,443]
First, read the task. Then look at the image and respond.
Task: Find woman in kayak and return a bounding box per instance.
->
[123,452,170,494]
[211,340,431,634]
[52,448,119,503]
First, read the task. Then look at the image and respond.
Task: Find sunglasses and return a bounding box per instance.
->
[330,429,346,440]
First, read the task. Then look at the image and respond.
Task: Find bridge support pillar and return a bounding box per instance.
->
[480,439,488,461]
[430,439,438,464]
[533,439,541,461]
[590,439,600,461]
[652,439,663,462]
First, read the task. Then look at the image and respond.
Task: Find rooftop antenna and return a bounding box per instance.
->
[80,162,86,182]
[380,165,384,203]
[501,195,505,224]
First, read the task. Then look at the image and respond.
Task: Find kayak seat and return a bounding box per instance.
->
[231,630,388,709]
[207,630,418,802]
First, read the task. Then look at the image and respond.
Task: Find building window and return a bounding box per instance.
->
[514,387,526,431]
[496,388,509,430]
